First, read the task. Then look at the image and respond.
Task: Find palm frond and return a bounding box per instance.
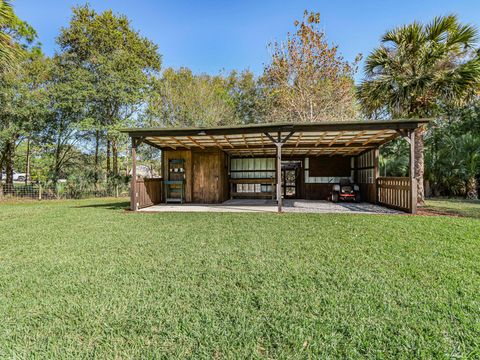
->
[446,23,479,49]
[0,0,12,23]
[425,15,457,42]
[363,46,391,76]
[434,57,480,105]
[0,0,21,72]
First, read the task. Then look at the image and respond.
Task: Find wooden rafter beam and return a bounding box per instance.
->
[346,131,367,146]
[315,133,328,146]
[223,136,234,148]
[187,136,205,149]
[170,137,190,149]
[220,143,375,151]
[242,134,249,148]
[329,148,341,157]
[342,147,360,157]
[150,138,176,150]
[328,131,345,147]
[142,138,163,150]
[295,133,303,147]
[363,129,388,145]
[209,136,223,149]
[264,131,295,145]
[380,132,402,146]
[282,131,295,144]
[264,132,276,144]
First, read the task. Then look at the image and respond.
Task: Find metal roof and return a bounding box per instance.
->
[122,119,429,157]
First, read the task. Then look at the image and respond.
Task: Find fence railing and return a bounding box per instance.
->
[377,177,416,213]
[0,182,130,201]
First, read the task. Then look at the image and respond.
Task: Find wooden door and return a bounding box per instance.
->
[193,152,221,203]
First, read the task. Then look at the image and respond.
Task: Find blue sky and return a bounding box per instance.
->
[15,0,480,81]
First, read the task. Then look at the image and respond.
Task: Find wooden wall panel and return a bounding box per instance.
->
[163,148,228,204]
[192,148,229,203]
[192,152,217,202]
[304,184,332,200]
[355,149,378,204]
[219,151,229,202]
[359,184,376,203]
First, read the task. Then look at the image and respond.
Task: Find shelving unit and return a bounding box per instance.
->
[164,159,185,203]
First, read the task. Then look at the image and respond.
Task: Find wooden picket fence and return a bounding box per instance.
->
[376,177,416,213]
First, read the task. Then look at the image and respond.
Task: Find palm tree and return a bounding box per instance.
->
[0,0,18,72]
[358,15,480,204]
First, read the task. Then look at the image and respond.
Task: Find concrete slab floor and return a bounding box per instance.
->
[138,199,401,214]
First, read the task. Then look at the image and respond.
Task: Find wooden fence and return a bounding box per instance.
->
[377,177,416,213]
[136,178,163,209]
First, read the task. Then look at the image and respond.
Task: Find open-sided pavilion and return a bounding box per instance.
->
[122,119,428,213]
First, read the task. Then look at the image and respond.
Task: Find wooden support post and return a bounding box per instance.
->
[276,142,282,213]
[131,137,138,211]
[409,130,417,214]
[265,130,295,213]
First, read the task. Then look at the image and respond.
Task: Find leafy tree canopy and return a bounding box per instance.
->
[262,10,359,123]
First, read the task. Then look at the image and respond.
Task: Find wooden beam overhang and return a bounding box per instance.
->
[346,130,367,146]
[264,131,295,145]
[223,136,235,148]
[209,135,223,149]
[219,142,376,150]
[328,131,345,146]
[145,138,176,150]
[329,148,340,157]
[123,119,429,138]
[187,136,205,149]
[363,130,388,145]
[128,120,430,155]
[315,133,328,146]
[295,133,303,147]
[242,134,249,148]
[170,137,190,149]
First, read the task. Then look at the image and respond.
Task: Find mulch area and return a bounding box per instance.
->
[417,207,464,218]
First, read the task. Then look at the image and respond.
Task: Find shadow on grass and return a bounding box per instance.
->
[74,201,130,210]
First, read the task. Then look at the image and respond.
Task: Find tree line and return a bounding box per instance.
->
[1,3,479,200]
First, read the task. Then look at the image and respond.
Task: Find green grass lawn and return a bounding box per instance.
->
[422,198,480,219]
[1,199,479,358]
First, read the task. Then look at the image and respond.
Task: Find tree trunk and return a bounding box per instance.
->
[414,127,425,205]
[0,150,3,197]
[25,137,30,185]
[106,138,111,177]
[466,177,478,200]
[94,130,100,185]
[4,139,14,193]
[54,135,62,183]
[0,147,4,181]
[112,138,118,176]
